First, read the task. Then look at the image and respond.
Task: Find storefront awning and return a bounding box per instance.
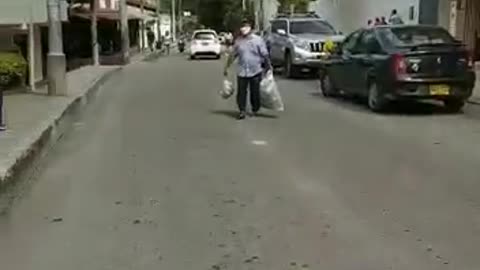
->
[70,4,155,21]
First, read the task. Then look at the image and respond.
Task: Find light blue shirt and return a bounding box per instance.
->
[233,34,270,78]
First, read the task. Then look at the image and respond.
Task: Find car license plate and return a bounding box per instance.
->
[430,84,450,95]
[201,42,209,46]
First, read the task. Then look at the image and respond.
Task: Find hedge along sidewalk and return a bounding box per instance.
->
[0,65,122,186]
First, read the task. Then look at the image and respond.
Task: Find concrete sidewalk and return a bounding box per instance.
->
[0,65,121,185]
[0,51,154,186]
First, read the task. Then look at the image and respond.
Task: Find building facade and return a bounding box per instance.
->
[0,0,49,85]
[449,0,480,59]
[311,0,451,34]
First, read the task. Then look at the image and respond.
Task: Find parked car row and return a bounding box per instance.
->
[262,13,476,113]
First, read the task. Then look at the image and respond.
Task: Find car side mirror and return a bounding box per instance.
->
[277,29,286,36]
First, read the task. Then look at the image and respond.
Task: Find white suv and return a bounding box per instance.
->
[265,13,344,77]
[190,30,222,59]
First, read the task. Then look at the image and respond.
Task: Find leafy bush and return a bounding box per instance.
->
[0,52,27,89]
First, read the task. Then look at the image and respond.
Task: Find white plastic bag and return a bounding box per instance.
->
[220,79,235,99]
[260,71,284,111]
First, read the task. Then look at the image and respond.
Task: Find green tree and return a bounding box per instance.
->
[194,0,254,32]
[278,0,315,13]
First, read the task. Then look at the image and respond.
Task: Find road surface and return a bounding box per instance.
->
[1,54,480,270]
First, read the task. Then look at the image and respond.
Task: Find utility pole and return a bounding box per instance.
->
[171,0,176,41]
[28,3,36,91]
[140,0,145,51]
[259,0,264,31]
[242,0,246,11]
[47,0,67,95]
[119,0,130,64]
[91,0,99,66]
[156,0,161,40]
[178,0,183,33]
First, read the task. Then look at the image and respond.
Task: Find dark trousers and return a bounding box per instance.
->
[237,73,262,113]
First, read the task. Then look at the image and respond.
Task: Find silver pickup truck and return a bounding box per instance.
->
[264,13,345,78]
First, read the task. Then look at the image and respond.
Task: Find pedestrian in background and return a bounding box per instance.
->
[367,19,373,28]
[0,87,5,131]
[389,9,404,25]
[147,27,155,52]
[374,17,381,26]
[164,31,171,55]
[223,19,271,120]
[381,16,388,25]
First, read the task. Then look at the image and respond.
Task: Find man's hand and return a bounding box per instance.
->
[223,70,228,77]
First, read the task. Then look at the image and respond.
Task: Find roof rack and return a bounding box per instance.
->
[275,11,320,19]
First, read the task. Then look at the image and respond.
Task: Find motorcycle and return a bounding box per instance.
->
[178,39,185,53]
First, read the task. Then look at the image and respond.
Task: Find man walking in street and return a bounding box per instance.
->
[389,9,404,25]
[224,19,271,120]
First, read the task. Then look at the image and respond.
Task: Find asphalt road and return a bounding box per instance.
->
[1,54,480,270]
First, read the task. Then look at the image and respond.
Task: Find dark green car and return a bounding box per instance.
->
[320,25,476,112]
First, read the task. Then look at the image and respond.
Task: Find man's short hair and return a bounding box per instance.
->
[241,18,253,27]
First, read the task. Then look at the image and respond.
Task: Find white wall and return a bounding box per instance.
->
[0,0,48,24]
[312,0,420,34]
[437,0,450,30]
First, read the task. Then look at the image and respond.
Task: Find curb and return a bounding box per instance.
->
[467,99,480,105]
[0,66,123,189]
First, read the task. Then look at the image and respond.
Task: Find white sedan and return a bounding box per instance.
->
[190,30,222,59]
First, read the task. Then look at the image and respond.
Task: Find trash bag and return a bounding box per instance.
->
[220,78,235,99]
[260,71,284,111]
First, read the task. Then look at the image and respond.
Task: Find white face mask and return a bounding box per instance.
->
[240,26,251,36]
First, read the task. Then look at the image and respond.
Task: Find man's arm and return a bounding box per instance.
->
[258,38,271,71]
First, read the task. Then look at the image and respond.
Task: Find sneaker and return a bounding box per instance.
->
[237,112,246,120]
[0,125,6,131]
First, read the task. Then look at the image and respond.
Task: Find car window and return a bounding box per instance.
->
[193,32,216,40]
[342,31,362,53]
[271,20,287,34]
[377,26,455,48]
[278,21,288,33]
[289,20,335,35]
[359,30,382,54]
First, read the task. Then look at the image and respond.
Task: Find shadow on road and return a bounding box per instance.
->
[210,109,238,119]
[309,92,464,117]
[210,110,278,119]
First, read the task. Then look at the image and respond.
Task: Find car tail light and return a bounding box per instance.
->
[392,54,407,78]
[192,40,198,45]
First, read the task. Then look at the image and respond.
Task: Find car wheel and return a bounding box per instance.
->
[190,55,195,60]
[320,72,338,97]
[367,82,387,112]
[215,54,221,60]
[444,99,465,113]
[284,53,298,78]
